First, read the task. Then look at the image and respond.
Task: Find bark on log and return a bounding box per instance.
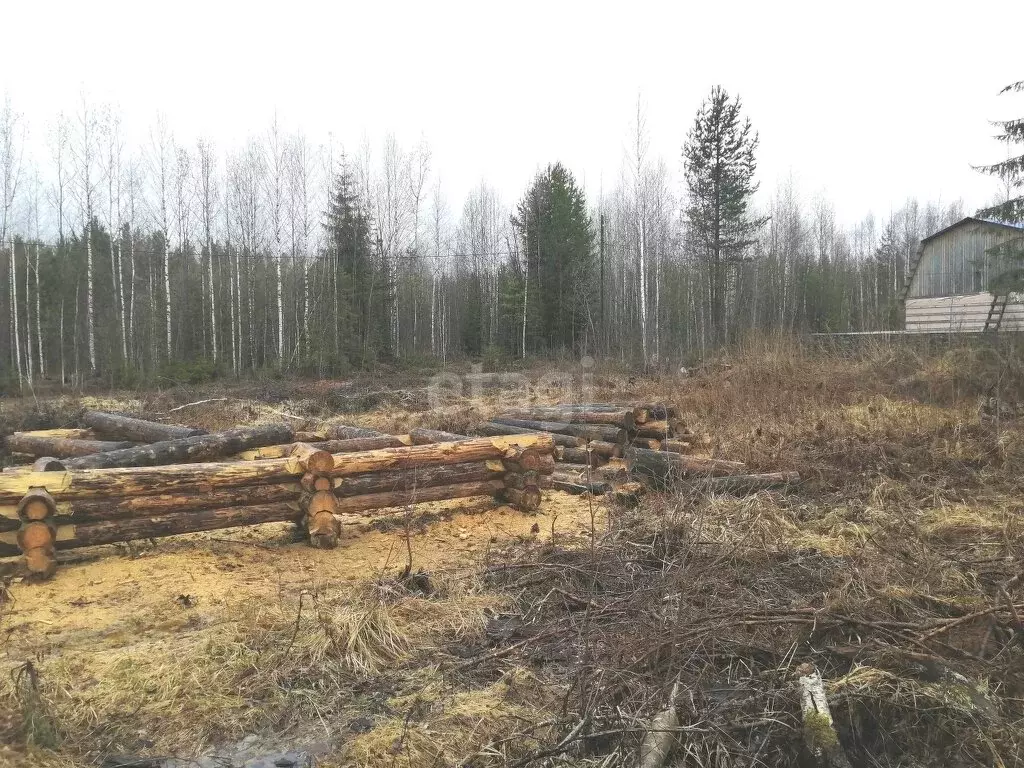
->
[294,431,327,442]
[333,479,506,517]
[626,448,747,486]
[559,447,606,467]
[64,423,295,470]
[5,433,134,458]
[409,428,470,444]
[33,457,67,472]
[639,681,682,768]
[552,403,651,423]
[60,503,303,551]
[0,460,299,502]
[587,440,622,458]
[327,434,555,478]
[552,479,611,495]
[491,417,626,444]
[633,421,671,439]
[475,421,584,448]
[505,472,553,490]
[7,483,304,524]
[324,424,385,440]
[499,408,636,430]
[334,460,503,497]
[236,435,413,460]
[687,472,801,494]
[0,435,553,503]
[82,410,206,442]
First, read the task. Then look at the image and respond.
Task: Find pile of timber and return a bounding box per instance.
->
[1,411,556,581]
[476,403,799,497]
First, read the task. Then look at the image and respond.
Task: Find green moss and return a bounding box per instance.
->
[803,710,839,752]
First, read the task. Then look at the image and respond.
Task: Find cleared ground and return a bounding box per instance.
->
[2,337,1023,767]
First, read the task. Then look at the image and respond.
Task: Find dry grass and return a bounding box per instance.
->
[4,334,1024,766]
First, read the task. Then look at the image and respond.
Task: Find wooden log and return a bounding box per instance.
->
[626,448,747,486]
[550,403,651,423]
[290,443,334,474]
[236,435,413,460]
[409,428,470,444]
[0,435,554,503]
[64,423,294,470]
[33,457,66,472]
[82,410,206,442]
[503,452,556,475]
[5,434,133,458]
[0,460,299,502]
[586,440,621,459]
[491,417,626,444]
[552,479,610,495]
[797,663,852,768]
[16,488,56,521]
[501,486,542,512]
[660,440,693,454]
[300,472,332,493]
[2,483,304,524]
[23,546,57,579]
[687,471,801,494]
[504,472,553,490]
[475,421,584,448]
[633,421,671,439]
[305,490,341,548]
[324,424,385,440]
[18,428,93,440]
[327,434,555,478]
[630,438,661,451]
[294,430,327,442]
[18,521,56,551]
[558,447,605,467]
[333,479,506,517]
[499,408,636,430]
[334,460,503,497]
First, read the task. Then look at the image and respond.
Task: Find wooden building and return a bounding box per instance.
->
[902,217,1024,333]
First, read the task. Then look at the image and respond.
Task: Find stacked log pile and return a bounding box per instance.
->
[0,411,556,581]
[479,403,799,497]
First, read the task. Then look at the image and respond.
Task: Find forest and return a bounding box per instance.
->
[0,89,973,388]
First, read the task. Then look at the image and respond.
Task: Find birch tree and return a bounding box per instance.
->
[72,94,102,372]
[148,114,174,360]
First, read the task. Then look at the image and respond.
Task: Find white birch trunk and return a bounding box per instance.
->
[34,242,43,376]
[10,236,24,387]
[86,220,96,370]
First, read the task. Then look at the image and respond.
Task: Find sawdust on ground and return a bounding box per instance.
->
[3,491,603,662]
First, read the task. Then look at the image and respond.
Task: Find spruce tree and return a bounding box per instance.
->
[325,157,381,366]
[511,163,593,354]
[683,86,766,342]
[976,80,1024,292]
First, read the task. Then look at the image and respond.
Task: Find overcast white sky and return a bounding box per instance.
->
[3,0,1023,228]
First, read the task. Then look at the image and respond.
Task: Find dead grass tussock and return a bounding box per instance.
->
[918,503,1023,543]
[344,667,559,767]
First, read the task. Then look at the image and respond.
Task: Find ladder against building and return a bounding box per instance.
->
[984,294,1009,332]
